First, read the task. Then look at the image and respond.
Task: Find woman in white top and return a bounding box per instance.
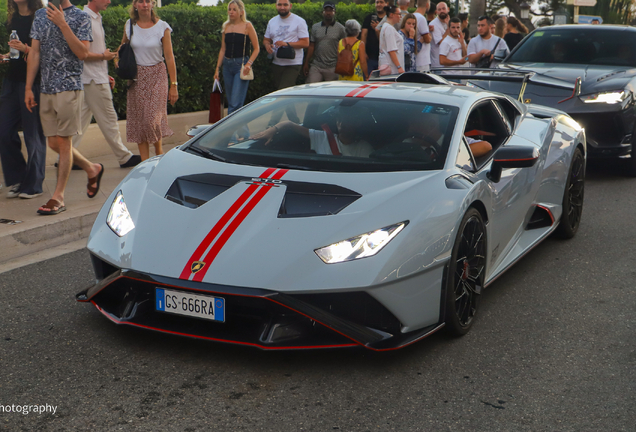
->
[379,5,405,75]
[119,0,178,160]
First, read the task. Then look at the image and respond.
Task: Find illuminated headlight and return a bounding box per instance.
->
[107,191,135,237]
[314,221,408,264]
[580,91,628,104]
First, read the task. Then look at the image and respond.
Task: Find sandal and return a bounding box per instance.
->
[87,163,104,199]
[37,199,66,215]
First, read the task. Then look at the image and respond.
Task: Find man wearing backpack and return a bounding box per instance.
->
[303,2,346,83]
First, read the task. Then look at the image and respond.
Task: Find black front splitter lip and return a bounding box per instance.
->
[76,269,445,351]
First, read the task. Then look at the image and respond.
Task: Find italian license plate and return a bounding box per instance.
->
[156,288,225,322]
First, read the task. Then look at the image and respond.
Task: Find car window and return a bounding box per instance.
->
[508,28,636,67]
[464,100,510,166]
[188,96,460,173]
[492,99,517,133]
[456,138,476,172]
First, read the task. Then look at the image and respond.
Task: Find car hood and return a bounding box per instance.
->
[501,63,636,95]
[88,148,462,292]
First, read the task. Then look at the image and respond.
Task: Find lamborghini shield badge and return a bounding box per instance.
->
[191,261,206,274]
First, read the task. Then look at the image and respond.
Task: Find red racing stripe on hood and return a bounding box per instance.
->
[179,167,277,280]
[191,168,288,282]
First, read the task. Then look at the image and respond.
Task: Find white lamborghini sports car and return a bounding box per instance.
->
[77,76,586,351]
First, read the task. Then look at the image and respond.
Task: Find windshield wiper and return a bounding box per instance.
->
[187,146,227,162]
[277,163,313,171]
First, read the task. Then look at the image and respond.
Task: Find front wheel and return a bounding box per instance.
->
[555,148,585,239]
[444,208,487,336]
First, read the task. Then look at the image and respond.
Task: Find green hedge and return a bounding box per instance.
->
[0,2,375,119]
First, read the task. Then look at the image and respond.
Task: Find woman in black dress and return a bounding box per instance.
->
[504,16,528,51]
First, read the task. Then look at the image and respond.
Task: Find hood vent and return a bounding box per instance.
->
[165,173,244,209]
[278,181,361,218]
[166,174,361,217]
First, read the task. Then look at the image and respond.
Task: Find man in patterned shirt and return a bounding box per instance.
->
[25,0,105,215]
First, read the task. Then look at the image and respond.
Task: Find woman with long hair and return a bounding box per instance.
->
[337,19,368,81]
[494,17,507,38]
[504,16,528,51]
[400,13,421,72]
[214,0,259,114]
[378,5,405,75]
[0,0,46,199]
[119,0,178,161]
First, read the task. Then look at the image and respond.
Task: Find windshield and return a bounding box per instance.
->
[188,96,459,173]
[507,28,636,67]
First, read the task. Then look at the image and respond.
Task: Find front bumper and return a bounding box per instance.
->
[569,112,633,159]
[77,264,444,351]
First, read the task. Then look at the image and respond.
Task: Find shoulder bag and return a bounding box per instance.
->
[117,20,138,80]
[240,27,254,81]
[475,37,501,69]
[276,43,296,59]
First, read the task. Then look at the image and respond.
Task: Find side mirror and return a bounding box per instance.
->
[186,124,212,138]
[487,145,539,182]
[493,49,507,62]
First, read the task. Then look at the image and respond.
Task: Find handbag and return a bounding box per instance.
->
[276,44,296,59]
[240,28,254,81]
[117,20,137,80]
[209,79,224,123]
[335,39,357,76]
[475,37,501,69]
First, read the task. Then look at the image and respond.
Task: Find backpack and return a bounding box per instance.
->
[335,39,358,76]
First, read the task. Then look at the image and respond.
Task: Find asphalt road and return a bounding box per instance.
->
[1,161,635,432]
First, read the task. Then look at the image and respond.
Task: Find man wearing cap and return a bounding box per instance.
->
[303,2,346,83]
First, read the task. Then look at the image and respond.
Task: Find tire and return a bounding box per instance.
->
[444,208,487,336]
[555,148,585,239]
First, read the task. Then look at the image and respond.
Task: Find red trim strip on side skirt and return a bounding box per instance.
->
[92,301,357,350]
[179,167,277,280]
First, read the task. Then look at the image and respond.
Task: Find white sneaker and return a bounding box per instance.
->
[6,184,20,198]
[18,192,43,199]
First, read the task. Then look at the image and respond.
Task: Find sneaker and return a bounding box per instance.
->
[6,184,20,198]
[18,191,43,199]
[120,155,142,168]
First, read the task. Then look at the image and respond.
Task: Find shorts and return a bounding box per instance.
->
[40,90,83,137]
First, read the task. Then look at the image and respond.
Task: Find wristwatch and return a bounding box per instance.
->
[464,56,469,62]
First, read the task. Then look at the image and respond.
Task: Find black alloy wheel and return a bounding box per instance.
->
[445,208,487,336]
[555,148,585,239]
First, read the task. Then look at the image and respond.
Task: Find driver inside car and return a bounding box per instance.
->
[249,108,374,158]
[407,112,492,158]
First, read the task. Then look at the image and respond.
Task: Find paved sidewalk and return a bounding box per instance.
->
[0,148,175,271]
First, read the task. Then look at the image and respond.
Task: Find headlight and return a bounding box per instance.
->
[314,221,408,264]
[580,91,627,104]
[107,191,135,237]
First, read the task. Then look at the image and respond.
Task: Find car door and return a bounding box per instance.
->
[461,99,539,273]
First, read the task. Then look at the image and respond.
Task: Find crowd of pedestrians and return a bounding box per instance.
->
[0,0,531,216]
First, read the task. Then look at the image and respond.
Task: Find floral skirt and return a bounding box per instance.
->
[126,62,174,144]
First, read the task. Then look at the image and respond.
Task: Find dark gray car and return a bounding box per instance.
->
[469,25,636,176]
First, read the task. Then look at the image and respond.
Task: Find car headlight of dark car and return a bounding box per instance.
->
[579,90,629,104]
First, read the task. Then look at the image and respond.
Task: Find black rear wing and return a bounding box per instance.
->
[369,69,581,104]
